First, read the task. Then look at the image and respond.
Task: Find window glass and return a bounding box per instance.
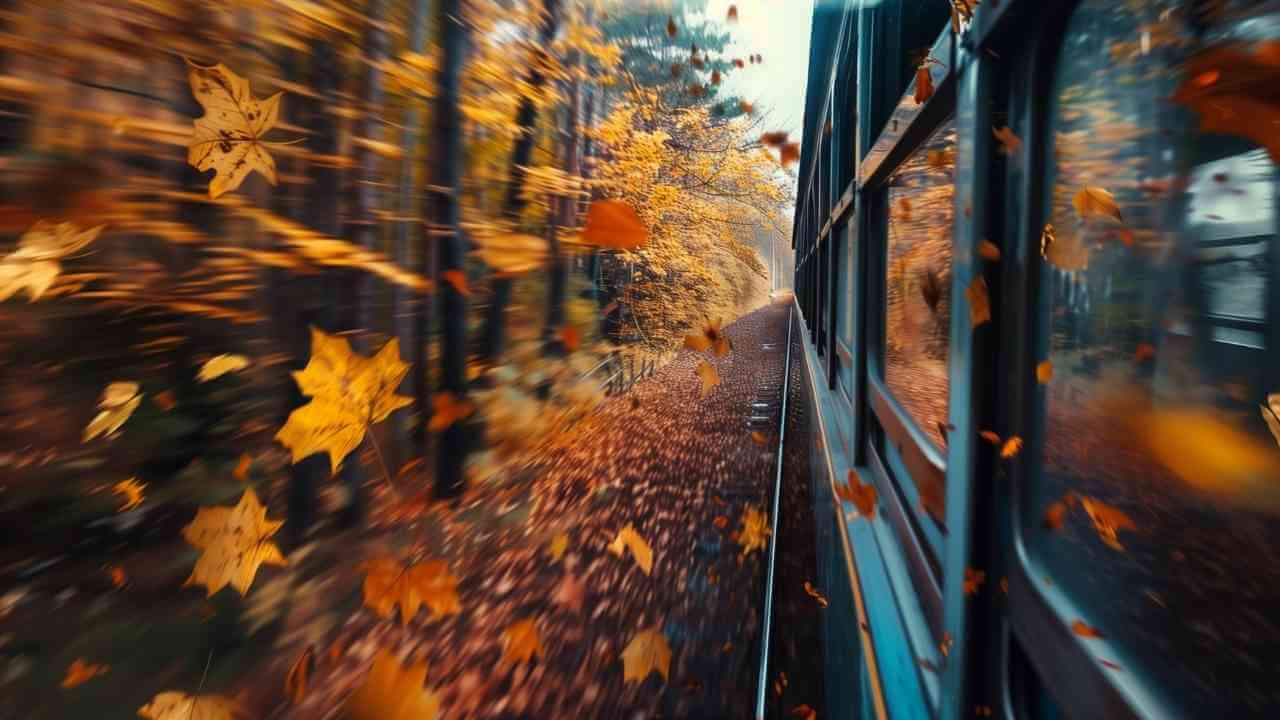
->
[883,119,956,448]
[1030,2,1280,715]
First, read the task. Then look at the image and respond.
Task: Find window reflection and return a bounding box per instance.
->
[884,119,955,449]
[1035,2,1280,715]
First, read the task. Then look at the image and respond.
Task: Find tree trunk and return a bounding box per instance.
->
[349,0,389,350]
[429,0,472,499]
[479,0,563,363]
[395,0,431,471]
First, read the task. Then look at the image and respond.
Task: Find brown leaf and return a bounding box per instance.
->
[963,567,986,596]
[751,431,768,446]
[965,275,991,328]
[582,200,648,250]
[1036,361,1053,384]
[803,581,828,608]
[1171,42,1280,163]
[553,573,586,613]
[978,430,1001,445]
[978,239,1001,262]
[345,650,440,720]
[836,471,877,519]
[621,628,671,684]
[284,646,314,705]
[727,5,739,22]
[667,16,677,38]
[153,390,177,411]
[1073,187,1123,223]
[558,325,580,352]
[441,269,469,296]
[790,705,817,720]
[1080,496,1136,551]
[1072,619,1103,638]
[233,453,252,482]
[992,126,1021,156]
[914,63,935,104]
[779,143,800,167]
[428,392,473,433]
[61,658,109,688]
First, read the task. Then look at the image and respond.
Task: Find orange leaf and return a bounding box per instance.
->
[714,515,729,529]
[978,239,1001,262]
[760,132,789,147]
[803,581,828,608]
[1000,436,1023,458]
[1133,343,1156,364]
[978,430,1001,445]
[914,63,934,104]
[1036,360,1053,384]
[153,390,177,411]
[1171,43,1280,163]
[105,564,126,588]
[695,360,720,398]
[233,453,252,482]
[779,143,800,168]
[751,430,768,446]
[601,300,619,317]
[727,4,738,22]
[965,275,991,328]
[428,392,473,432]
[285,646,314,704]
[1072,186,1122,223]
[790,705,817,720]
[1072,620,1103,639]
[992,126,1022,156]
[61,658,109,688]
[582,200,648,251]
[558,325,580,352]
[836,471,877,519]
[502,618,543,666]
[1080,496,1136,551]
[441,269,469,296]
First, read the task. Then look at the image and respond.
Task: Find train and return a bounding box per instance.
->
[786,1,1280,718]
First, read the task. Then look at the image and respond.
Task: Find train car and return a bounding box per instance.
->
[787,1,1280,718]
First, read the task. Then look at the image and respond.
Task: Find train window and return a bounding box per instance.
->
[1027,1,1280,715]
[883,118,956,450]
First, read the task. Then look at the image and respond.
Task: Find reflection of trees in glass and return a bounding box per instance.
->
[884,121,955,446]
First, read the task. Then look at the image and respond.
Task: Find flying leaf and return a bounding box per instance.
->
[0,221,102,302]
[553,573,586,613]
[1171,42,1280,163]
[61,658,109,688]
[198,354,250,382]
[760,132,789,147]
[285,646,314,705]
[112,477,146,512]
[836,472,878,518]
[345,650,440,720]
[1073,187,1123,223]
[965,276,991,328]
[751,431,768,446]
[964,567,986,596]
[547,533,569,562]
[275,328,411,474]
[1079,496,1136,551]
[695,360,720,398]
[992,126,1021,156]
[182,488,287,596]
[790,705,817,720]
[666,16,677,38]
[1042,223,1089,271]
[233,454,252,482]
[914,63,934,104]
[803,581,828,608]
[684,318,732,357]
[978,430,1001,445]
[137,692,239,720]
[1133,343,1156,364]
[999,436,1023,459]
[186,62,283,199]
[1036,361,1053,384]
[1043,492,1079,531]
[737,506,770,557]
[1071,620,1103,639]
[428,391,474,433]
[779,143,800,167]
[501,618,543,666]
[153,390,177,411]
[558,325,580,352]
[361,557,461,623]
[620,628,671,684]
[978,239,1001,261]
[1261,393,1280,448]
[582,199,648,250]
[83,381,142,442]
[608,524,654,575]
[727,5,738,22]
[441,269,469,296]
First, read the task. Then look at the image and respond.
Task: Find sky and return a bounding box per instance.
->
[701,0,815,142]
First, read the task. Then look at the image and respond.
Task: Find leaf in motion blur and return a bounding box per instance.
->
[608,524,654,575]
[1072,620,1103,639]
[914,61,935,104]
[803,581,828,608]
[186,62,283,198]
[547,533,569,562]
[751,431,768,446]
[558,324,580,352]
[112,477,146,512]
[1171,42,1280,163]
[275,328,411,474]
[992,126,1021,156]
[137,692,238,720]
[1036,360,1053,384]
[182,488,286,596]
[83,381,142,443]
[428,391,474,432]
[1072,186,1123,223]
[737,506,770,557]
[790,705,817,720]
[284,646,313,705]
[361,557,461,624]
[61,658,108,688]
[441,269,469,296]
[999,436,1023,459]
[345,650,440,720]
[1260,393,1280,448]
[198,354,250,382]
[964,567,986,596]
[684,318,732,357]
[620,627,671,684]
[0,221,101,302]
[1079,496,1136,551]
[779,142,800,167]
[695,360,720,398]
[1043,492,1078,530]
[727,4,738,22]
[978,239,1001,261]
[836,472,878,519]
[581,199,648,250]
[965,275,991,328]
[501,618,543,666]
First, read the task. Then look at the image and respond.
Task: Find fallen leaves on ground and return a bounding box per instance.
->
[608,524,654,575]
[186,62,283,199]
[275,328,411,474]
[182,488,287,596]
[83,381,142,442]
[737,506,770,557]
[0,221,102,302]
[198,354,250,382]
[60,658,108,688]
[345,650,440,720]
[137,691,239,720]
[361,557,461,623]
[501,618,543,666]
[620,627,671,684]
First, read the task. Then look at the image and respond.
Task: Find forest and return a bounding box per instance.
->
[0,0,801,718]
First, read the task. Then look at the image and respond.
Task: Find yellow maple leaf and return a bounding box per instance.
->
[181,489,287,596]
[137,692,239,720]
[198,354,250,382]
[737,506,770,557]
[361,557,460,624]
[471,230,546,274]
[695,360,720,398]
[607,524,654,575]
[0,221,102,302]
[83,381,142,443]
[346,650,440,720]
[186,61,283,199]
[61,658,108,688]
[112,477,146,512]
[684,318,732,357]
[620,627,671,684]
[501,617,543,666]
[547,533,569,562]
[275,328,411,475]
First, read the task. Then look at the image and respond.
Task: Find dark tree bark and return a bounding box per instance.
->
[348,0,389,349]
[478,0,564,363]
[395,0,432,471]
[430,0,473,499]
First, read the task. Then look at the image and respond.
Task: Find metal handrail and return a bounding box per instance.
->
[756,308,794,720]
